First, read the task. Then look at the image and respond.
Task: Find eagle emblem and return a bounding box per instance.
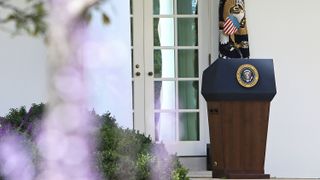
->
[236,64,259,88]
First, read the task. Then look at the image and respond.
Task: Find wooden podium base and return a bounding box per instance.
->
[208,101,271,179]
[213,170,270,179]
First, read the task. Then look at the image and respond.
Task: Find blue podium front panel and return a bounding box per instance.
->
[201,58,277,101]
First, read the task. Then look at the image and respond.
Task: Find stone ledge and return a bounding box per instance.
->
[187,171,320,180]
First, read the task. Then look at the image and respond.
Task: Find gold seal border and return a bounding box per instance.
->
[236,64,259,88]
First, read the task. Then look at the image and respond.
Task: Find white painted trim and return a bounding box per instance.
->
[132,0,146,132]
[144,0,155,139]
[198,0,211,150]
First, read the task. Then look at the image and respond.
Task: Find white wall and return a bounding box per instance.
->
[0,1,132,128]
[245,0,320,178]
[0,0,47,116]
[0,33,47,116]
[85,0,132,128]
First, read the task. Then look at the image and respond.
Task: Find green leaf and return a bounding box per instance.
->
[102,13,110,25]
[33,2,46,16]
[4,14,16,22]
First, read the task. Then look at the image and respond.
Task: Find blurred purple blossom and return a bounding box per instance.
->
[0,134,35,180]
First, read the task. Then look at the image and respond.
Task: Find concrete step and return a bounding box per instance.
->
[187,171,320,180]
[188,171,211,179]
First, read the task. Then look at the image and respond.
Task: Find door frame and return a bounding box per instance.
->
[133,0,211,156]
[132,0,146,132]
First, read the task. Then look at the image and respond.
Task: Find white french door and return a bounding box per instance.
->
[131,0,210,156]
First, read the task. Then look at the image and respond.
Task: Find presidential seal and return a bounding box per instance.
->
[236,64,259,88]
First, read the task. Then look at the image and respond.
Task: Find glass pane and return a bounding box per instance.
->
[130,17,133,46]
[179,112,199,141]
[153,0,173,15]
[179,81,199,109]
[154,49,175,78]
[178,50,198,77]
[178,18,198,46]
[155,81,175,110]
[154,18,174,46]
[177,0,198,14]
[155,112,176,141]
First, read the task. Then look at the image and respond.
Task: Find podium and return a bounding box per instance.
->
[201,58,276,179]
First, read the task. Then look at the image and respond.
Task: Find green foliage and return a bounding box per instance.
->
[1,103,189,180]
[136,153,152,178]
[172,157,190,180]
[96,113,189,180]
[102,13,110,25]
[4,105,28,129]
[0,0,47,36]
[148,145,190,180]
[3,103,45,136]
[0,104,43,180]
[0,0,110,36]
[96,113,154,179]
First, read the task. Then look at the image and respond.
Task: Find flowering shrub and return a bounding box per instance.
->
[96,113,189,180]
[0,104,189,180]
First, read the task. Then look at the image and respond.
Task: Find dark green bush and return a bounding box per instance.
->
[1,103,45,137]
[96,113,189,180]
[0,104,189,180]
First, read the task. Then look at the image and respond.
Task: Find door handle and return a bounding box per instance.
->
[148,72,153,76]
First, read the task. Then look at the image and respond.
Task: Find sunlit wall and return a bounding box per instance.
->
[0,0,132,129]
[85,0,132,128]
[0,32,47,116]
